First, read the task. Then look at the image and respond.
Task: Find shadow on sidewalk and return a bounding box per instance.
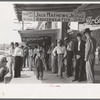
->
[21,74,31,78]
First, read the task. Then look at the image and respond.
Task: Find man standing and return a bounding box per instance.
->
[73,33,86,82]
[84,28,96,83]
[8,42,15,77]
[14,42,23,78]
[23,46,29,68]
[66,37,74,77]
[28,46,33,71]
[53,39,67,78]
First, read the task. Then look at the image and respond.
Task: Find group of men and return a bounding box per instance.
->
[8,28,96,83]
[8,43,46,80]
[0,42,23,82]
[52,28,96,83]
[0,28,96,83]
[9,42,23,78]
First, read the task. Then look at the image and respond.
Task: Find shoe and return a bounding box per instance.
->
[66,76,70,78]
[40,77,43,80]
[52,72,56,74]
[78,80,83,82]
[67,75,72,78]
[72,79,78,82]
[14,76,18,78]
[57,75,59,77]
[59,76,63,78]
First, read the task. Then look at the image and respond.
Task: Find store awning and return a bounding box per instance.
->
[76,4,100,12]
[18,29,59,42]
[14,4,82,22]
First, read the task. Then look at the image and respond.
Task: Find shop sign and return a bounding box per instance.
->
[86,16,100,25]
[22,11,85,22]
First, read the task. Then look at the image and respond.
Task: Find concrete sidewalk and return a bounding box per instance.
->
[10,68,41,84]
[9,64,100,84]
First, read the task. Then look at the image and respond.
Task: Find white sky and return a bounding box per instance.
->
[0,2,80,44]
[0,3,22,44]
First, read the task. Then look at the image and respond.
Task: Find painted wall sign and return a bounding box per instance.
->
[86,16,100,25]
[22,11,85,22]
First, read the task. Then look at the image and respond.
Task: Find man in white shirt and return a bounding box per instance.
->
[8,42,15,77]
[14,42,23,78]
[53,39,67,78]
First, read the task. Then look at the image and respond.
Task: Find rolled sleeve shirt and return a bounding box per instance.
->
[53,45,67,57]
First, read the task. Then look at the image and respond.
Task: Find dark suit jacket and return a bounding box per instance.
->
[74,40,86,60]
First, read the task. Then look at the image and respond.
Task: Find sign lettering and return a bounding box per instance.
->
[86,16,100,25]
[22,11,85,22]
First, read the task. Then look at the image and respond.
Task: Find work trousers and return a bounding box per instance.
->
[29,56,33,71]
[57,54,63,76]
[23,56,29,68]
[14,56,23,78]
[75,58,86,81]
[8,56,14,76]
[36,66,43,80]
[86,53,95,83]
[51,54,57,73]
[67,51,73,77]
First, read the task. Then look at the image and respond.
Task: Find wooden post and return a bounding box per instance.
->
[62,22,69,40]
[22,11,24,30]
[22,19,24,30]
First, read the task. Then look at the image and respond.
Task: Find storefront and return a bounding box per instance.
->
[19,29,59,51]
[76,4,100,46]
[14,4,84,50]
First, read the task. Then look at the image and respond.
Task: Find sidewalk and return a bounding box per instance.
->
[9,64,100,84]
[94,64,100,83]
[10,68,41,84]
[10,68,73,84]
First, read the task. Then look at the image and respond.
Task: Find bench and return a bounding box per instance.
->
[4,73,12,84]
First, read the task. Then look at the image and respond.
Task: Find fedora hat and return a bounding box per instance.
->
[76,33,83,37]
[83,28,92,34]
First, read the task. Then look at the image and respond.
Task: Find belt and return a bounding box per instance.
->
[58,54,64,55]
[10,55,14,57]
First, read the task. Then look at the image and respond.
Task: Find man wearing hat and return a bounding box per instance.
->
[84,28,96,83]
[53,39,67,78]
[73,33,86,82]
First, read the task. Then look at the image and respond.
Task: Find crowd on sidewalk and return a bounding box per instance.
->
[0,28,100,83]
